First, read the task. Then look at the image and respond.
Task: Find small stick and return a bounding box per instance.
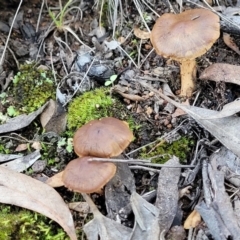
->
[0,0,23,65]
[89,157,195,168]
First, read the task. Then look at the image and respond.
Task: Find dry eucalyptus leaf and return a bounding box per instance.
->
[40,99,55,128]
[171,99,189,118]
[130,191,160,240]
[223,6,240,15]
[156,157,181,233]
[220,15,240,35]
[201,99,240,119]
[45,171,64,188]
[184,209,201,229]
[154,86,240,157]
[0,103,48,134]
[0,153,22,163]
[0,166,77,240]
[200,63,240,85]
[223,33,240,55]
[139,80,240,161]
[31,141,42,150]
[172,108,187,118]
[83,193,131,240]
[1,150,41,172]
[182,106,240,158]
[40,99,67,134]
[133,27,151,39]
[15,143,28,152]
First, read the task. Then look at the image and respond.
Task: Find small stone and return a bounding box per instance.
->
[32,160,47,173]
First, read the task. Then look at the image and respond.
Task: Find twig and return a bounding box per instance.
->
[89,157,151,163]
[0,0,24,65]
[133,0,151,32]
[129,165,160,172]
[36,0,45,33]
[89,157,195,168]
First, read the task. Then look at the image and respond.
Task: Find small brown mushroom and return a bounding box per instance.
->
[150,8,220,97]
[73,117,134,158]
[62,156,116,193]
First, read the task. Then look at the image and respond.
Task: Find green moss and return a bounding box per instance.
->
[12,63,55,113]
[0,205,69,240]
[141,137,194,164]
[67,87,114,131]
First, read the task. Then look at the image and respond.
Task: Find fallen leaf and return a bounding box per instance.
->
[181,106,240,158]
[15,143,28,152]
[139,80,240,158]
[1,150,41,172]
[46,171,64,187]
[130,192,160,240]
[200,63,240,85]
[172,99,189,118]
[31,141,42,150]
[40,99,55,128]
[83,193,131,240]
[0,153,23,163]
[223,6,240,15]
[40,99,67,134]
[184,209,201,229]
[0,103,48,134]
[134,27,151,39]
[223,33,240,55]
[0,166,77,240]
[201,99,240,119]
[156,157,181,232]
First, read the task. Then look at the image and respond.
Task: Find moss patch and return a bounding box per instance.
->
[141,137,194,164]
[0,205,69,240]
[67,87,114,131]
[12,63,55,113]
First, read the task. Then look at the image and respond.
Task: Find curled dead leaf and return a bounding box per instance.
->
[223,33,240,55]
[40,99,67,134]
[15,143,28,152]
[201,99,240,119]
[0,103,48,134]
[0,166,77,239]
[133,27,151,39]
[184,209,201,229]
[200,63,240,85]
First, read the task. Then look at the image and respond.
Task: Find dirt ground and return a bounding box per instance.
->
[1,0,240,239]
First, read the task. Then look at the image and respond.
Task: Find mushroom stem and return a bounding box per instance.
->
[179,59,196,97]
[81,193,101,217]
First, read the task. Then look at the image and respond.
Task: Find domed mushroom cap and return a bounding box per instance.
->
[73,117,134,157]
[150,9,220,60]
[62,156,116,193]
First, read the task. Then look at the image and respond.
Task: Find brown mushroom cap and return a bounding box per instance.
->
[150,8,220,61]
[73,117,134,157]
[62,156,116,193]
